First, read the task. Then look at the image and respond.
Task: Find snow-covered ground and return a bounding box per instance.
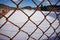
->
[0,9,60,40]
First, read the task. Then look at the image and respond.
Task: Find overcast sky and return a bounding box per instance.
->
[0,0,60,7]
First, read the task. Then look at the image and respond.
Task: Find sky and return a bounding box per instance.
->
[0,0,60,7]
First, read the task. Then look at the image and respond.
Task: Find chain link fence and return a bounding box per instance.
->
[0,0,60,40]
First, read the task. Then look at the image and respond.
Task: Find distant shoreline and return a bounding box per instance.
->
[0,4,60,12]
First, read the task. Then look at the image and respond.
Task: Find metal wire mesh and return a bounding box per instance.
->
[0,0,60,40]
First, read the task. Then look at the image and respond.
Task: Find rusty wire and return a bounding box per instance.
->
[0,0,60,40]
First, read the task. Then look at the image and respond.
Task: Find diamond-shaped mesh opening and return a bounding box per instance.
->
[9,10,28,27]
[0,0,60,40]
[21,21,36,34]
[46,12,56,23]
[39,19,50,31]
[30,11,44,24]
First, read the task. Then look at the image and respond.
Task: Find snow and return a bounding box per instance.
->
[0,9,60,40]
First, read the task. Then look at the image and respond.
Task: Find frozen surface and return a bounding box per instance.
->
[0,9,60,40]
